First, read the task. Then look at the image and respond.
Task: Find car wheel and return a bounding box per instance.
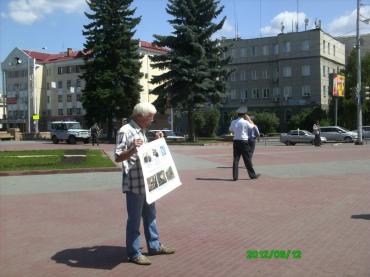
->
[291,142,296,146]
[52,136,59,144]
[285,141,291,146]
[344,137,352,143]
[68,135,76,144]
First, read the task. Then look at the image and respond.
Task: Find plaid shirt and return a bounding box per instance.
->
[115,120,147,194]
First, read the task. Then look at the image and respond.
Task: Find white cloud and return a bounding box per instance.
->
[6,0,86,25]
[261,11,314,36]
[328,6,370,36]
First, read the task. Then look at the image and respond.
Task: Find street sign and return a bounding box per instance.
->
[32,114,39,120]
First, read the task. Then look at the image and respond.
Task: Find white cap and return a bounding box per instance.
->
[236,105,248,114]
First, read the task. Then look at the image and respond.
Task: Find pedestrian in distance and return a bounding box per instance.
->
[229,106,261,181]
[90,123,101,146]
[313,121,321,147]
[115,102,175,266]
[244,114,260,159]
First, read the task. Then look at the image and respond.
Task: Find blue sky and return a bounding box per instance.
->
[1,0,370,91]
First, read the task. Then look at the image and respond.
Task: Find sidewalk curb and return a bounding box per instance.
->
[0,167,121,177]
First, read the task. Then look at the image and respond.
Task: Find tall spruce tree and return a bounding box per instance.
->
[82,0,142,140]
[150,0,230,141]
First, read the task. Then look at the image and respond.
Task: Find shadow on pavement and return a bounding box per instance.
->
[51,245,127,270]
[196,177,236,181]
[351,214,370,220]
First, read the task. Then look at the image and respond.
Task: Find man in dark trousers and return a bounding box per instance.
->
[229,106,260,181]
[245,114,260,159]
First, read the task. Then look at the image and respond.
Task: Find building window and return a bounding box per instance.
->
[302,40,310,50]
[262,45,269,56]
[67,80,72,89]
[231,48,237,58]
[230,71,236,81]
[323,40,326,53]
[58,81,63,89]
[252,88,259,99]
[273,44,279,55]
[58,67,63,75]
[328,42,331,55]
[241,48,247,57]
[262,88,270,98]
[241,89,247,99]
[323,85,327,97]
[251,70,257,80]
[75,65,81,73]
[323,65,326,77]
[58,109,63,115]
[230,89,237,99]
[262,70,269,79]
[76,94,82,102]
[76,108,81,115]
[273,87,280,97]
[251,46,257,56]
[47,96,50,103]
[302,65,311,76]
[67,108,73,115]
[282,66,292,77]
[283,41,291,53]
[47,109,51,116]
[76,79,81,87]
[302,85,311,97]
[240,71,246,81]
[58,95,63,103]
[333,45,336,56]
[66,66,71,74]
[283,86,292,98]
[67,95,72,102]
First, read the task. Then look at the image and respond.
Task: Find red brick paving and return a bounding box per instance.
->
[1,142,370,276]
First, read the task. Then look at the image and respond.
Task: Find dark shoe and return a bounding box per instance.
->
[149,244,176,255]
[129,255,151,265]
[251,173,261,179]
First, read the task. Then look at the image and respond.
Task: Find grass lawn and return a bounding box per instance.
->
[0,149,116,172]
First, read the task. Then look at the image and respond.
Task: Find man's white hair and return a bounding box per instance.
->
[132,102,157,117]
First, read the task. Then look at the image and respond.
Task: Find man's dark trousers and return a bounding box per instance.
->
[233,140,257,180]
[248,139,256,159]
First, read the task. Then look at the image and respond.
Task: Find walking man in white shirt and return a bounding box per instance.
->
[229,106,260,181]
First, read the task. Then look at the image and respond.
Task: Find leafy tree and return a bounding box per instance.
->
[288,106,328,131]
[193,108,220,137]
[250,112,279,134]
[82,0,142,140]
[150,0,230,141]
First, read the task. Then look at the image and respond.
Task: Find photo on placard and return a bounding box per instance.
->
[165,166,175,181]
[143,151,152,164]
[147,175,158,192]
[152,148,159,158]
[156,170,167,186]
[160,145,167,156]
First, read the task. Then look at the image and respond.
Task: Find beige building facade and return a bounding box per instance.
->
[1,42,166,132]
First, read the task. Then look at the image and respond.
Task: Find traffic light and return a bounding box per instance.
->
[365,86,370,101]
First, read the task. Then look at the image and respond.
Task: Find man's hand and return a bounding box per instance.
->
[115,138,143,163]
[133,138,144,150]
[155,131,163,139]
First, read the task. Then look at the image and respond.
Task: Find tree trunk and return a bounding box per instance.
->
[187,108,195,142]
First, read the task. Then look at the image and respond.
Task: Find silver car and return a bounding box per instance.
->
[319,126,358,142]
[352,126,370,139]
[280,130,327,145]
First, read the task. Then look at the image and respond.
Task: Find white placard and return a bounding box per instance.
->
[137,138,182,204]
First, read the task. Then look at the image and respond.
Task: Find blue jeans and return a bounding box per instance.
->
[125,192,161,259]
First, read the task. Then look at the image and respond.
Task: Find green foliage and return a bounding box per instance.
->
[150,0,231,141]
[193,108,220,137]
[82,0,142,140]
[288,106,328,131]
[251,112,280,134]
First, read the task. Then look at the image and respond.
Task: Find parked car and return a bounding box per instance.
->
[351,126,370,139]
[319,126,358,142]
[50,121,90,144]
[147,129,185,142]
[280,130,327,145]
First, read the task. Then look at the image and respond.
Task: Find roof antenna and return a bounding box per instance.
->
[296,0,299,32]
[281,22,285,33]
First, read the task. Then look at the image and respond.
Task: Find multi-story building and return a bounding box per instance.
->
[221,28,345,130]
[336,33,370,63]
[0,41,167,132]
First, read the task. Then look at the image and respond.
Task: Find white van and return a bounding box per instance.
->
[50,121,90,144]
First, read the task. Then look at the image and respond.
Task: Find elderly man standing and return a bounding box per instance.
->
[115,102,175,265]
[229,106,260,181]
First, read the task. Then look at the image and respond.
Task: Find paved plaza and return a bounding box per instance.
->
[1,141,370,276]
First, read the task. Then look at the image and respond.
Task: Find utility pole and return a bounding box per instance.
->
[355,0,363,144]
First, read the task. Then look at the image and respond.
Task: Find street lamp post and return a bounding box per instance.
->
[355,0,363,144]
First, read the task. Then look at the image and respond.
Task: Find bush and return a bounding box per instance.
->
[194,108,220,137]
